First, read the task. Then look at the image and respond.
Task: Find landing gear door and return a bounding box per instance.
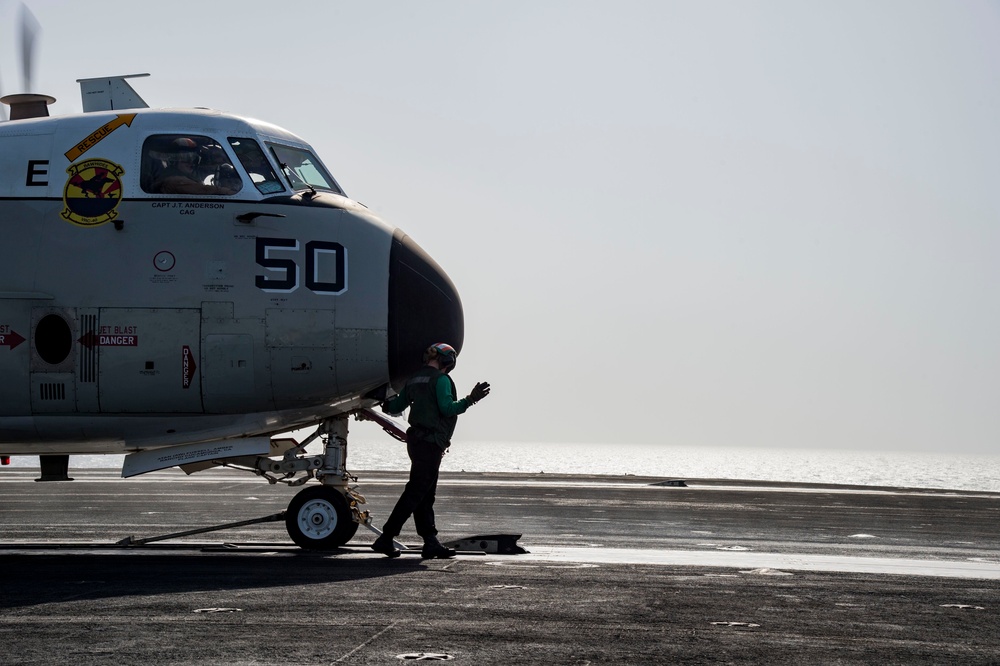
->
[97,308,203,413]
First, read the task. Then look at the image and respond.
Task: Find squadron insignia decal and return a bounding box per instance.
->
[61,158,124,227]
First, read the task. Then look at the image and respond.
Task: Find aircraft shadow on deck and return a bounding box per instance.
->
[0,551,422,610]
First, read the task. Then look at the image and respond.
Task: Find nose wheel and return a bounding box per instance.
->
[285,485,359,550]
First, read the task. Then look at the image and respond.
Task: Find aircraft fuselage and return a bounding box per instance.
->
[0,107,463,454]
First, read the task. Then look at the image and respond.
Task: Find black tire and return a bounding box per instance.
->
[285,485,359,550]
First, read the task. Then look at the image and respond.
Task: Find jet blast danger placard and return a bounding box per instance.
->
[0,325,26,349]
[78,326,139,348]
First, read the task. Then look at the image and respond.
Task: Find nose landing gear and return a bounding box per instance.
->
[280,415,368,550]
[285,484,359,549]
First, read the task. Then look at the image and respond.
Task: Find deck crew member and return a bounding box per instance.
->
[371,343,490,559]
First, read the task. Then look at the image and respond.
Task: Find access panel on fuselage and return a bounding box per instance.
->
[97,308,202,413]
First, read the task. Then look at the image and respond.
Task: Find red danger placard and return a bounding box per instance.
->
[101,335,138,346]
[182,345,197,389]
[0,325,25,350]
[78,332,139,348]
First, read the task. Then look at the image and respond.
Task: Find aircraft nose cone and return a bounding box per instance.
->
[387,231,465,386]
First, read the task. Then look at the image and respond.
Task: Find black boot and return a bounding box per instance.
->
[421,535,456,559]
[371,534,401,558]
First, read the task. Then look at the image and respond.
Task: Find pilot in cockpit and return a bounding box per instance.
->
[230,138,284,194]
[151,137,240,195]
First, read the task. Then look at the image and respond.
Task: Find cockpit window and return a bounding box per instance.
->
[228,138,285,195]
[140,134,243,195]
[268,143,344,195]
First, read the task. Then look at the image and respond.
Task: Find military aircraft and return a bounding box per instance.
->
[0,8,464,549]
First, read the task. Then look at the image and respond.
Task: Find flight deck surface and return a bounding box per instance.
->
[1,469,999,664]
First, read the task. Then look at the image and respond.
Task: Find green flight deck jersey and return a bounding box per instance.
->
[384,365,470,451]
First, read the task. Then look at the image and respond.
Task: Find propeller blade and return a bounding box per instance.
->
[19,2,41,92]
[1,22,5,121]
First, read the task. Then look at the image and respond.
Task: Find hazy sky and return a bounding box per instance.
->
[4,1,998,452]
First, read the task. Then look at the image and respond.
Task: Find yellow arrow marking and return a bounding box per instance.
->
[64,114,137,162]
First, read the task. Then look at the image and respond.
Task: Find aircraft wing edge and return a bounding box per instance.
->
[121,437,271,478]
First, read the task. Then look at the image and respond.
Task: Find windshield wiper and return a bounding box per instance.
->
[278,162,317,199]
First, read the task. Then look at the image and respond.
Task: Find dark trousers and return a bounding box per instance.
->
[382,437,445,539]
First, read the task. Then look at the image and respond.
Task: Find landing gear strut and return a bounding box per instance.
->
[276,415,366,550]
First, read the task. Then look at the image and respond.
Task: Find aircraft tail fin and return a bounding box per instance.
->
[77,73,150,112]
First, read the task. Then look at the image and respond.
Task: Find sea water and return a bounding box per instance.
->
[5,441,1000,493]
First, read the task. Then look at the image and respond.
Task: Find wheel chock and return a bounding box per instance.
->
[441,534,527,555]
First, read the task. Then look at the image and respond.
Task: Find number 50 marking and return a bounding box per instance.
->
[255,237,347,295]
